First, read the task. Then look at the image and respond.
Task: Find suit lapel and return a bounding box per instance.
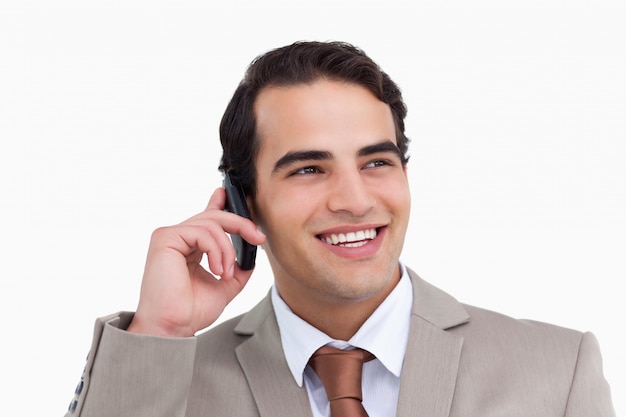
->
[234,295,313,417]
[232,271,470,417]
[396,270,470,417]
[396,314,465,416]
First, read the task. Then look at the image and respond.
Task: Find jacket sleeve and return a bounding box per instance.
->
[65,312,197,417]
[564,332,616,417]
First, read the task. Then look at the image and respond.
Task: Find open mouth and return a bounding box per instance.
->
[318,228,379,248]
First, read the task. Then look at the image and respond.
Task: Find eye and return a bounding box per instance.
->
[363,159,393,169]
[290,166,322,176]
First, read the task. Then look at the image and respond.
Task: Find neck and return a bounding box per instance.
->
[304,303,380,341]
[277,277,400,341]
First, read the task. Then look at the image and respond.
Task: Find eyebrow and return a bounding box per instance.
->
[358,140,404,160]
[272,150,333,174]
[272,140,403,174]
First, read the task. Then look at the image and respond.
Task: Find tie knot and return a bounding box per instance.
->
[308,346,374,402]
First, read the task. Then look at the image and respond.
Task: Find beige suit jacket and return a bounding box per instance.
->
[66,270,615,416]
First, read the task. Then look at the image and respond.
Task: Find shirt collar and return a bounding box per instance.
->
[271,262,413,386]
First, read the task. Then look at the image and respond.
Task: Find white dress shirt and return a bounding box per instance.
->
[271,263,413,417]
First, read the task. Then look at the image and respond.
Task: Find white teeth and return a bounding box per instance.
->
[322,228,377,246]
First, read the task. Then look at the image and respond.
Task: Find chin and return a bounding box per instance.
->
[323,266,398,302]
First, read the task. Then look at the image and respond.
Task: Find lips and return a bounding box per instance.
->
[318,228,378,247]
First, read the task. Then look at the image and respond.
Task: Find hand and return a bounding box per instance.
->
[127,188,266,337]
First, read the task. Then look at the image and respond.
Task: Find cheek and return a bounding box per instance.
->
[399,187,412,211]
[254,193,305,237]
[378,179,411,210]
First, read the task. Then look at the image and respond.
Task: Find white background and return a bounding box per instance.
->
[1,0,624,415]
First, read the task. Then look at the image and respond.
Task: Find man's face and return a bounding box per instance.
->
[251,79,411,312]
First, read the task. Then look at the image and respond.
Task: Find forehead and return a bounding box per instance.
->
[253,80,396,162]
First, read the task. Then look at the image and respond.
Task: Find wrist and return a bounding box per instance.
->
[127,314,194,338]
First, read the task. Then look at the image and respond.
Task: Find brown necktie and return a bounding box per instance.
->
[308,346,375,417]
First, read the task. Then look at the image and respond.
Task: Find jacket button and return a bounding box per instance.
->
[68,400,78,413]
[75,380,84,395]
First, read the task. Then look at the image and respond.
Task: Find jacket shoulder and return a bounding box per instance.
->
[460,303,584,344]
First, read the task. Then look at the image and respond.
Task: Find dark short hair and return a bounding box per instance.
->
[218,41,410,197]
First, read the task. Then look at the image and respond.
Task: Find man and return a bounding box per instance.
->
[66,41,615,416]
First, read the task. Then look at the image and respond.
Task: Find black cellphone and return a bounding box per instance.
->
[222,172,257,270]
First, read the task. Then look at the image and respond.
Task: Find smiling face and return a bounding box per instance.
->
[251,79,411,320]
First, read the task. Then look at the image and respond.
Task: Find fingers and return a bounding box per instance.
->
[157,223,235,277]
[157,189,265,278]
[205,187,226,211]
[132,187,267,336]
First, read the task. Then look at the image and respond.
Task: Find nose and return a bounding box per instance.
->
[326,168,375,216]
